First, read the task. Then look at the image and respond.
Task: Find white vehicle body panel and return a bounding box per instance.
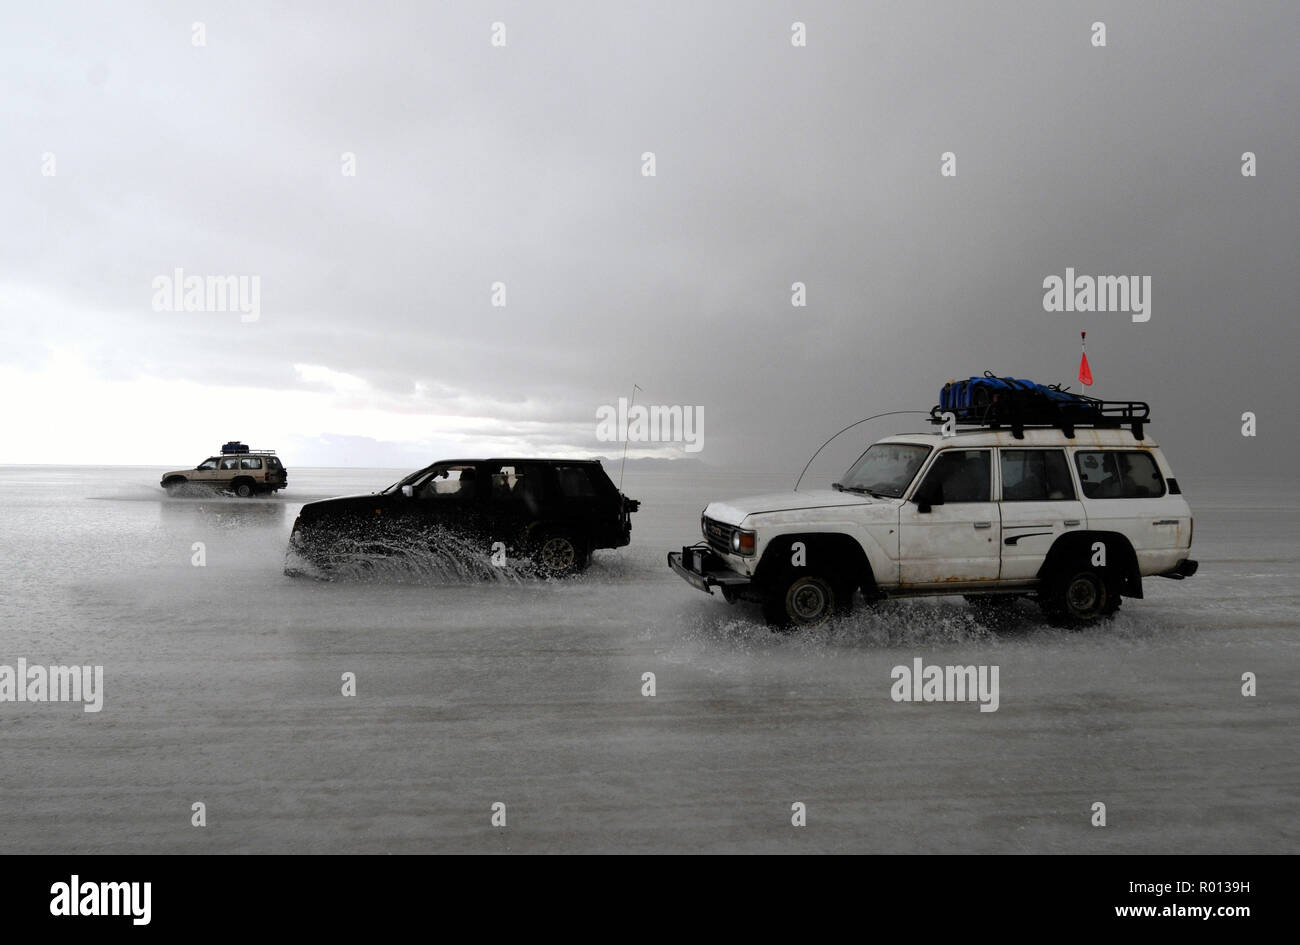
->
[699,427,1193,593]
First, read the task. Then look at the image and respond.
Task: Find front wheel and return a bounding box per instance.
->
[762,572,849,630]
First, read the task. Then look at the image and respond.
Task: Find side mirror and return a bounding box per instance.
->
[914,479,943,513]
[401,484,414,498]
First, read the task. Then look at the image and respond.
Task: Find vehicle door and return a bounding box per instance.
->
[240,455,264,485]
[192,457,221,484]
[484,463,545,551]
[997,448,1086,582]
[404,464,489,547]
[899,448,1000,585]
[217,455,242,487]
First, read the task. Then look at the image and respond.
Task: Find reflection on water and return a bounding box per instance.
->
[158,494,287,526]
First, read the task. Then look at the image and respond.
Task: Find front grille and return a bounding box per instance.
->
[704,517,732,554]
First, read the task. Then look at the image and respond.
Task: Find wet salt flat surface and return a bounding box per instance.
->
[0,466,1295,853]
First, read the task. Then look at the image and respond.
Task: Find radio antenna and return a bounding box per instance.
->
[793,410,930,491]
[617,383,642,494]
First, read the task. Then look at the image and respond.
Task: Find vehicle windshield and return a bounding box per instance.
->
[839,443,931,497]
[380,467,430,494]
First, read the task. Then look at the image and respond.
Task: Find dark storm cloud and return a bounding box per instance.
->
[3,1,1296,471]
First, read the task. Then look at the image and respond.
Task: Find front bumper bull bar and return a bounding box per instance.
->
[667,543,752,596]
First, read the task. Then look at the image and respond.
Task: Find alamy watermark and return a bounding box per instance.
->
[890,658,999,712]
[50,876,150,925]
[596,397,703,453]
[0,659,104,712]
[1042,268,1150,322]
[151,268,260,322]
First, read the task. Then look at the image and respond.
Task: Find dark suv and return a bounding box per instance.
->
[286,458,639,577]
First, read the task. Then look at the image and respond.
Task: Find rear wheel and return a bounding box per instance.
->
[536,533,588,577]
[1040,567,1120,625]
[232,479,255,498]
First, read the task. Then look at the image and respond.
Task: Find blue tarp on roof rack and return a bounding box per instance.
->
[932,373,1149,439]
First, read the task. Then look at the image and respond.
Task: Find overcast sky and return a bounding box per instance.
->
[3,1,1297,475]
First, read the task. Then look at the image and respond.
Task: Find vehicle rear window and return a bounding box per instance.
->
[1001,450,1075,501]
[267,457,281,469]
[1074,451,1165,499]
[555,465,597,498]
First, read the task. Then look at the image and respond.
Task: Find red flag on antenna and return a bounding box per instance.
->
[1079,332,1093,386]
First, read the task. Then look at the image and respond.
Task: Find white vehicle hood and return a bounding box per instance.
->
[707,489,882,524]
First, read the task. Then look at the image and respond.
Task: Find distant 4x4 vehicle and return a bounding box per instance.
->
[286,458,639,577]
[669,390,1197,628]
[160,442,288,497]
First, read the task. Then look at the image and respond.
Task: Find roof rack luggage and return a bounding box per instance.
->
[930,374,1149,439]
[220,442,277,455]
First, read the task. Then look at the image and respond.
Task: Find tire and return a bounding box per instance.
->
[761,572,849,630]
[1040,567,1120,625]
[536,533,588,577]
[163,477,186,494]
[232,480,255,498]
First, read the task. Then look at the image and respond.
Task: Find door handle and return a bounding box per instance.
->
[973,522,991,529]
[1064,519,1080,527]
[1153,519,1179,525]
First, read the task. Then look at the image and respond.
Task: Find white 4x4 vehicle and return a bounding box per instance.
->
[160,443,288,497]
[669,406,1197,628]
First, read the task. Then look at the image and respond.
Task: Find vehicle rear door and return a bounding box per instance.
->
[240,455,264,485]
[217,456,241,487]
[997,448,1086,582]
[485,463,545,551]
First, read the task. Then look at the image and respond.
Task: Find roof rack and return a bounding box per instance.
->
[219,445,278,455]
[928,395,1150,440]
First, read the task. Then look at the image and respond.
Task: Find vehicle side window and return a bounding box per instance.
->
[418,467,478,500]
[1074,451,1165,499]
[1000,450,1076,501]
[266,457,281,469]
[490,465,524,499]
[240,457,263,469]
[919,450,991,503]
[555,465,597,498]
[490,465,541,511]
[219,457,240,470]
[198,458,219,470]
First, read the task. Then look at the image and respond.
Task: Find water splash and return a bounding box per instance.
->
[284,526,544,585]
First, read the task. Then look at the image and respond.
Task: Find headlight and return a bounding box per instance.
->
[701,511,707,538]
[731,529,756,556]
